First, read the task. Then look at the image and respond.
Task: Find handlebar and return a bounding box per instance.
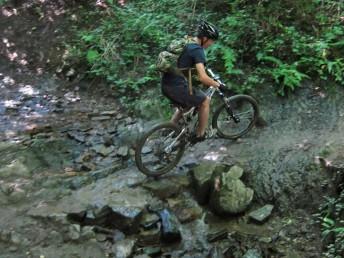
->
[206,67,226,90]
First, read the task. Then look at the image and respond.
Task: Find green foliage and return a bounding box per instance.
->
[66,0,344,114]
[68,0,205,115]
[316,191,344,257]
[213,0,344,94]
[257,54,309,95]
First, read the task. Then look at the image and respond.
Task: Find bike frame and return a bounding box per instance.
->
[164,80,239,154]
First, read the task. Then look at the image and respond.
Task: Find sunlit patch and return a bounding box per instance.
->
[3,99,20,108]
[315,156,332,167]
[203,151,221,161]
[19,59,28,65]
[3,76,15,85]
[19,85,38,96]
[36,201,48,208]
[71,14,77,21]
[36,68,44,75]
[24,112,43,119]
[7,182,25,193]
[7,51,18,61]
[1,7,18,17]
[5,130,17,138]
[62,49,69,59]
[2,38,15,47]
[54,8,65,16]
[64,92,80,102]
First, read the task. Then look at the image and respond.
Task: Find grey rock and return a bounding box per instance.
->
[48,230,64,244]
[159,209,182,243]
[81,226,96,240]
[97,145,115,156]
[142,246,162,256]
[167,193,202,223]
[137,225,161,247]
[249,204,274,223]
[91,115,111,121]
[208,246,225,258]
[100,110,117,116]
[210,170,254,215]
[0,159,32,178]
[68,176,92,190]
[142,179,181,199]
[8,190,27,203]
[10,232,21,245]
[113,229,126,242]
[67,131,86,143]
[140,212,160,230]
[103,134,114,146]
[112,239,136,258]
[0,191,8,205]
[92,205,144,234]
[117,146,129,157]
[0,229,11,242]
[67,224,81,241]
[75,151,93,163]
[227,165,244,179]
[242,249,263,258]
[189,161,217,204]
[133,255,151,258]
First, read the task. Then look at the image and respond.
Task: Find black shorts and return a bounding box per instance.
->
[162,82,206,108]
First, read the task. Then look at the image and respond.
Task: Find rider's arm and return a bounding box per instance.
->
[195,63,220,88]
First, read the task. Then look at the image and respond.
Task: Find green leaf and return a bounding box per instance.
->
[86,50,100,64]
[81,34,95,43]
[323,217,335,227]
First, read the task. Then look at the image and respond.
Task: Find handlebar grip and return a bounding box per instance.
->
[219,84,226,91]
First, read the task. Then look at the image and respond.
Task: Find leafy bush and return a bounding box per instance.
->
[317,191,344,257]
[66,0,344,112]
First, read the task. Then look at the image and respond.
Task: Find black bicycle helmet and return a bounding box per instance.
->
[197,20,219,40]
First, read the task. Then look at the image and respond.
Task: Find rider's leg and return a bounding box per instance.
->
[196,97,210,137]
[171,109,183,124]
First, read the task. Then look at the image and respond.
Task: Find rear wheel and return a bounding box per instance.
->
[212,95,259,139]
[135,122,186,177]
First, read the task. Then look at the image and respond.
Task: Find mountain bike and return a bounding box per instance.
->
[135,68,259,177]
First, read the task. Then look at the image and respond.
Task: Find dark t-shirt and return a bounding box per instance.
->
[161,43,206,86]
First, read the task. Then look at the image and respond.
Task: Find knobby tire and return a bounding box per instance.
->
[212,94,259,139]
[135,122,185,177]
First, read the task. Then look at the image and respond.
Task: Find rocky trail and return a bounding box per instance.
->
[1,58,344,258]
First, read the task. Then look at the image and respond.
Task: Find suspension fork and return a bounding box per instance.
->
[218,91,240,123]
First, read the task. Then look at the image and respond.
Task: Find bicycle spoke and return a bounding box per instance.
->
[212,95,258,139]
[135,123,185,176]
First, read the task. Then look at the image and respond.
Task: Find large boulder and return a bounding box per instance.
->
[210,165,254,215]
[189,162,231,204]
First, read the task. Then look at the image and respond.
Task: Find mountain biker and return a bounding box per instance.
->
[161,21,221,143]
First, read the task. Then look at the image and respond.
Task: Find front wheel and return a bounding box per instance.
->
[212,95,259,139]
[135,122,186,177]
